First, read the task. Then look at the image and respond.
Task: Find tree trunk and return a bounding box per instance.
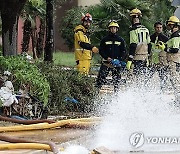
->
[1,11,18,56]
[0,0,27,56]
[21,19,32,53]
[44,0,54,62]
[36,18,45,58]
[31,27,38,59]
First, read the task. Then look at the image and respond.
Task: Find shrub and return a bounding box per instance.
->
[0,56,50,105]
[38,63,97,114]
[0,56,98,115]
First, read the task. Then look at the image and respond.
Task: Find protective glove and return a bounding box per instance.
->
[120,61,126,67]
[126,61,132,70]
[156,41,166,51]
[92,47,99,53]
[146,58,149,67]
[111,59,121,67]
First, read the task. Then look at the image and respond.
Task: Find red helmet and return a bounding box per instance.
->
[81,13,92,22]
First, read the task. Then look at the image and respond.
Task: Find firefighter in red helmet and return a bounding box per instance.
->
[74,13,98,74]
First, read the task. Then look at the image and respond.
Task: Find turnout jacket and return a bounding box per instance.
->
[74,24,94,61]
[99,33,126,61]
[150,33,168,65]
[166,30,180,63]
[129,23,151,61]
[150,33,168,44]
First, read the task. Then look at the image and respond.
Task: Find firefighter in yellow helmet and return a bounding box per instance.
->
[126,8,151,85]
[129,8,142,18]
[74,13,99,75]
[157,16,180,104]
[96,20,127,92]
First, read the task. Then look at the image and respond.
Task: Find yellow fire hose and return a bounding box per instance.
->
[0,117,101,153]
[0,135,59,153]
[0,143,51,151]
[0,117,101,132]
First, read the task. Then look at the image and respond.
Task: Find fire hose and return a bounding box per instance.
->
[0,135,59,153]
[0,117,101,132]
[0,117,101,153]
[0,115,55,124]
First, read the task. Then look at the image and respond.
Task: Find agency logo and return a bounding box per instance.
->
[129,132,145,148]
[130,132,180,149]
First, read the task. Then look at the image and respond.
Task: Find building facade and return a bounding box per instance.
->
[78,0,100,7]
[16,0,100,53]
[172,0,180,19]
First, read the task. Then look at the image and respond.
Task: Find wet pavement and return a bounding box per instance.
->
[1,125,180,154]
[1,128,91,143]
[0,128,92,154]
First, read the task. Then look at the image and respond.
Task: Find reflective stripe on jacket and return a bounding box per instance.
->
[166,31,180,63]
[129,24,151,61]
[99,33,126,61]
[150,33,168,65]
[74,25,92,60]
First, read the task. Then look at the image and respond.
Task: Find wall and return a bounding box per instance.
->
[17,17,41,54]
[16,0,100,53]
[17,17,24,53]
[54,0,77,52]
[78,0,100,7]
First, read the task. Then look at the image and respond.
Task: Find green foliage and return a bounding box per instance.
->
[0,56,50,105]
[38,63,97,114]
[53,51,101,69]
[60,0,175,49]
[28,0,44,8]
[150,0,175,24]
[60,7,86,49]
[53,51,76,66]
[22,0,46,24]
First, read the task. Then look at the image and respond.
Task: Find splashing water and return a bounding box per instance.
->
[92,87,180,152]
[59,145,89,154]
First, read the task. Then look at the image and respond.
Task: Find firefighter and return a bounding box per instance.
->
[96,20,127,92]
[150,21,169,91]
[74,13,99,75]
[157,16,180,104]
[126,8,152,84]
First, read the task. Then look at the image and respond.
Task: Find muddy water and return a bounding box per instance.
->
[0,128,92,154]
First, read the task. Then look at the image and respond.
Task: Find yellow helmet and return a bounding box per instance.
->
[130,8,142,17]
[108,21,119,28]
[166,16,180,25]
